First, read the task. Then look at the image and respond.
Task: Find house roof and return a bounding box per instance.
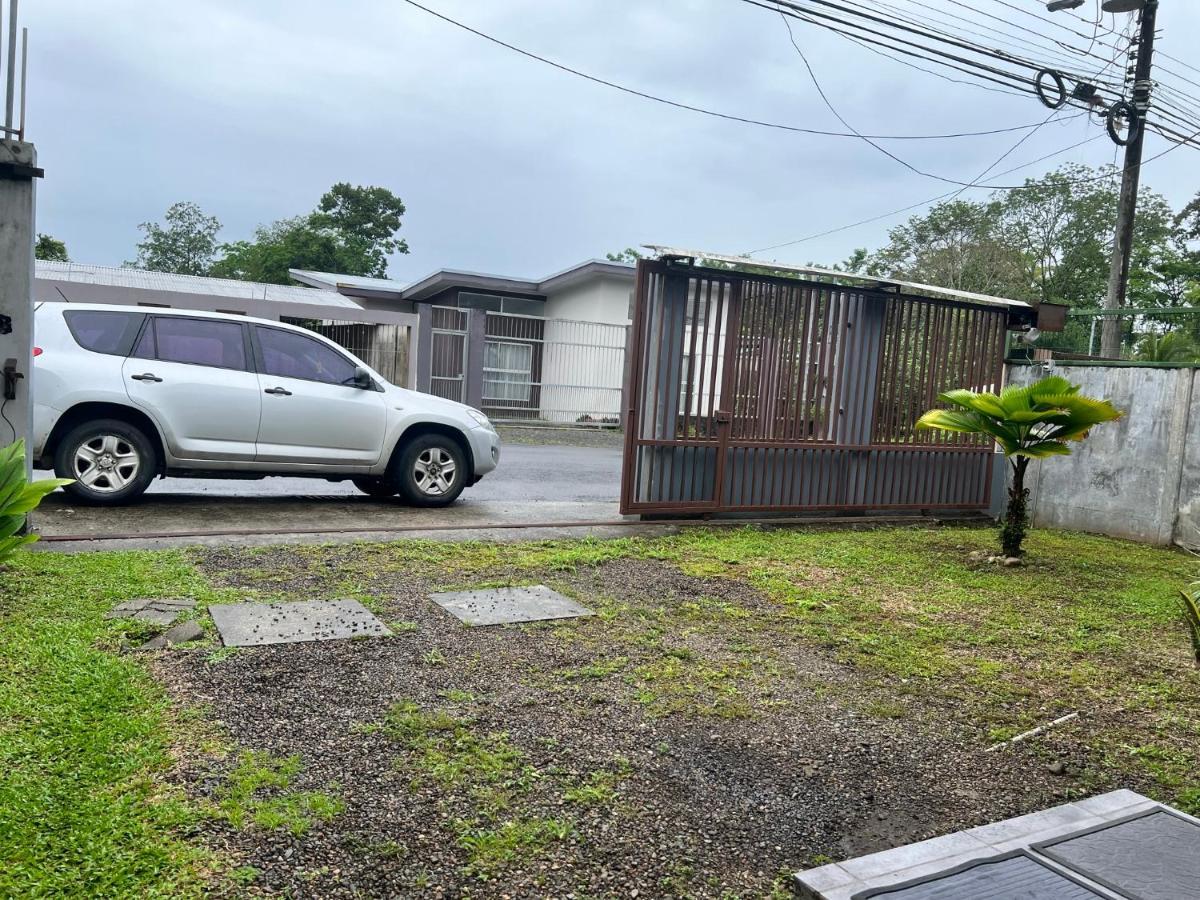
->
[289,259,635,302]
[644,246,1033,311]
[34,261,414,325]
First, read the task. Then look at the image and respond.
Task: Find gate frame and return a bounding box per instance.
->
[620,256,1026,517]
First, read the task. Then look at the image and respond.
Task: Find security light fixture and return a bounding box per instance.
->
[1046,0,1085,10]
[1101,0,1145,11]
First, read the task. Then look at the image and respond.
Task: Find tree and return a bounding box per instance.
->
[210,184,408,284]
[871,199,1029,298]
[129,201,221,276]
[606,248,643,264]
[916,376,1121,558]
[34,234,68,262]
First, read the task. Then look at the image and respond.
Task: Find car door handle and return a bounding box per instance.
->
[264,387,292,396]
[130,372,163,382]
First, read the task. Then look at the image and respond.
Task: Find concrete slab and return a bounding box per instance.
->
[794,792,1184,900]
[105,597,196,616]
[137,620,205,651]
[1033,809,1200,900]
[209,599,390,647]
[105,597,196,625]
[851,851,1107,899]
[430,585,593,627]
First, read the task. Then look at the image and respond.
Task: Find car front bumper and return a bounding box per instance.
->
[467,426,501,480]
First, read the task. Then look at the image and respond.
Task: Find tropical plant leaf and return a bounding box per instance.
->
[0,513,25,540]
[2,479,73,516]
[0,533,37,559]
[1028,375,1078,402]
[0,440,71,566]
[998,382,1034,414]
[1181,588,1200,664]
[916,409,1019,454]
[1006,409,1071,424]
[938,389,1006,419]
[1012,441,1073,458]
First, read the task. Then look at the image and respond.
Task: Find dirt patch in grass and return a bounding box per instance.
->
[159,547,1070,898]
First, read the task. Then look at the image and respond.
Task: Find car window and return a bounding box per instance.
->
[256,327,358,385]
[63,310,145,356]
[152,317,248,370]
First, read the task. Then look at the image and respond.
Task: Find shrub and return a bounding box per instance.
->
[0,440,71,565]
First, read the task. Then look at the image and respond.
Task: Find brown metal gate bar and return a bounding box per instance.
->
[619,258,1011,515]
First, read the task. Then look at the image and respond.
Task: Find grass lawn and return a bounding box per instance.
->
[1,524,1196,897]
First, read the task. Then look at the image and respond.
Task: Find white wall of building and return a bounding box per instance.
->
[542,275,633,326]
[536,276,633,424]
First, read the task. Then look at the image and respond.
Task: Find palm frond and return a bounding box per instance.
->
[938,389,1006,419]
[1012,441,1074,458]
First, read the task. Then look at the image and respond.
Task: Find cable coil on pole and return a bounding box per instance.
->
[1035,68,1068,108]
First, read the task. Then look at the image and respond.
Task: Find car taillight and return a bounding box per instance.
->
[32,347,42,356]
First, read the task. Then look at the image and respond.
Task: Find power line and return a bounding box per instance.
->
[396,0,1071,141]
[746,124,1198,254]
[946,107,1068,203]
[756,1,1200,141]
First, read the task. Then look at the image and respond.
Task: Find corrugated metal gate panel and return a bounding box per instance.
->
[620,259,1007,515]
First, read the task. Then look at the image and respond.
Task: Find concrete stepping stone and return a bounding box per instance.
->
[137,620,205,652]
[208,599,390,647]
[105,598,196,626]
[429,585,593,627]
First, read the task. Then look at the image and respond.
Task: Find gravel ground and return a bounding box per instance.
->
[156,549,1063,898]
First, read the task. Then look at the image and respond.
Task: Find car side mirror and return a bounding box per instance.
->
[353,366,373,390]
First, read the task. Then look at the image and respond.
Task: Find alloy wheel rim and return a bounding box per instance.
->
[73,434,140,493]
[413,447,457,495]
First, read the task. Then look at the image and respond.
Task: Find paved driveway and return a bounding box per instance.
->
[33,443,627,543]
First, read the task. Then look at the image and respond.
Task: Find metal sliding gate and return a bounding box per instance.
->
[619,259,1009,515]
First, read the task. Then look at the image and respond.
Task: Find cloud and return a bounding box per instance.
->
[25,0,1200,279]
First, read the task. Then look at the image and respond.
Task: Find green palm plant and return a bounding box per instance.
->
[1135,330,1200,363]
[1182,584,1200,667]
[0,440,72,565]
[916,375,1121,558]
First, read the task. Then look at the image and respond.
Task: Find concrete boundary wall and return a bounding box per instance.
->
[1007,364,1199,550]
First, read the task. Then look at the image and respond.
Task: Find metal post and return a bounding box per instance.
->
[4,0,16,138]
[1101,0,1158,359]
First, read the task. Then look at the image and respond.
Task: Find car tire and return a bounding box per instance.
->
[394,433,468,508]
[352,477,398,500]
[54,418,157,506]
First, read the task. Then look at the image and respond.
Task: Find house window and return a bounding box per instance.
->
[483,340,534,403]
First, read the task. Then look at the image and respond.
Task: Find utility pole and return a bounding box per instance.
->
[0,0,38,475]
[1100,0,1158,359]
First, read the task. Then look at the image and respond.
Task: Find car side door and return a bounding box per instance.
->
[251,325,386,467]
[122,315,261,461]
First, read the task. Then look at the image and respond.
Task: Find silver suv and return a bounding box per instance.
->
[32,302,500,506]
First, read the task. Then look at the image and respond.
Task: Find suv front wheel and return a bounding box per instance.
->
[394,434,467,507]
[54,419,158,506]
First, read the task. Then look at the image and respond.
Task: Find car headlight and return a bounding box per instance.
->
[466,408,492,429]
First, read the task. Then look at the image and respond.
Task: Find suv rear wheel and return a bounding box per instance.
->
[395,434,467,507]
[54,419,158,506]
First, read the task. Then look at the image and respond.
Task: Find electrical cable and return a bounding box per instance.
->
[837,0,1129,90]
[0,397,15,443]
[756,1,1200,146]
[397,0,1073,141]
[945,107,1068,203]
[745,123,1198,254]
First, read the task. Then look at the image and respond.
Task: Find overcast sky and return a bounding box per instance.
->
[25,0,1200,285]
